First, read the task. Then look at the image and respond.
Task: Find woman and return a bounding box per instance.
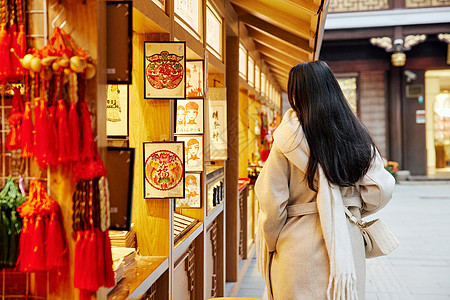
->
[255,61,395,300]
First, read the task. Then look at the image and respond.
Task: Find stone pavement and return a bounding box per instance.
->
[237,182,450,300]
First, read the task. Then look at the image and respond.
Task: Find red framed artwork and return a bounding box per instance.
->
[144,41,186,99]
[143,141,185,199]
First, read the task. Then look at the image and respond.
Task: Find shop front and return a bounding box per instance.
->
[0,0,327,299]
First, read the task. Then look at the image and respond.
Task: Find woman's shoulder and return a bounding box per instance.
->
[273,109,307,154]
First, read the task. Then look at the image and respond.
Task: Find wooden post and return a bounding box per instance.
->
[225,35,240,282]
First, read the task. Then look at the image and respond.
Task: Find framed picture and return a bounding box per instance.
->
[176,135,203,172]
[176,172,201,208]
[144,41,186,99]
[209,87,228,160]
[175,99,203,134]
[105,147,135,231]
[143,141,185,199]
[186,60,204,98]
[106,84,129,137]
[106,1,132,84]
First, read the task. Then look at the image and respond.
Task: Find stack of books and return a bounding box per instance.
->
[109,226,136,249]
[111,247,137,284]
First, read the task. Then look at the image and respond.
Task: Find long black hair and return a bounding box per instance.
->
[287,60,376,191]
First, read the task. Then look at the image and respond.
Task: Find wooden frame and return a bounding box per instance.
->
[174,0,202,40]
[176,172,202,208]
[143,141,185,199]
[186,60,205,99]
[206,1,224,60]
[175,99,204,134]
[144,41,187,99]
[106,147,135,231]
[106,84,129,137]
[176,135,204,172]
[106,1,133,84]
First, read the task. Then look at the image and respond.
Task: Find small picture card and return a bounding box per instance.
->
[186,60,204,98]
[107,84,129,137]
[144,41,186,99]
[176,135,203,172]
[176,173,201,208]
[143,142,185,199]
[175,99,203,134]
[209,87,228,160]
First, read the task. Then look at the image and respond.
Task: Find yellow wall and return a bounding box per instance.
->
[129,32,171,257]
[239,90,249,178]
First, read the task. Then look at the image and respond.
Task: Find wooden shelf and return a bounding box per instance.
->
[107,256,169,300]
[205,201,224,227]
[174,222,204,261]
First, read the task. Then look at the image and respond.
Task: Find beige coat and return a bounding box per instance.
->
[255,109,395,300]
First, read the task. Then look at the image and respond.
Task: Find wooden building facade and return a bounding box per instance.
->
[320,0,450,178]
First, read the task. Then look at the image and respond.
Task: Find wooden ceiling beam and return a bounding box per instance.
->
[231,0,311,40]
[239,14,311,52]
[268,66,289,77]
[260,54,294,72]
[255,42,307,66]
[246,26,310,58]
[281,0,320,15]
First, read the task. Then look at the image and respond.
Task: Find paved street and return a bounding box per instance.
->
[237,182,450,300]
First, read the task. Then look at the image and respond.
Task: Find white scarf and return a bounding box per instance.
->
[256,109,358,300]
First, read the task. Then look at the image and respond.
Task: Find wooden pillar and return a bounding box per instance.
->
[389,66,403,166]
[225,35,239,282]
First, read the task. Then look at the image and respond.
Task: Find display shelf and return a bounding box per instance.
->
[107,256,169,300]
[174,221,203,261]
[206,165,225,182]
[205,201,224,227]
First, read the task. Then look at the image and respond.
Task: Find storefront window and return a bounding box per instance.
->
[175,0,201,40]
[261,73,266,96]
[248,57,255,87]
[255,66,261,92]
[206,3,223,60]
[239,44,247,80]
[336,77,358,115]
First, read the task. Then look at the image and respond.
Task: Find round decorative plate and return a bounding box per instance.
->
[145,150,183,191]
[146,51,184,90]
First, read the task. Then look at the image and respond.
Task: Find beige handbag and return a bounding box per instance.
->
[345,208,399,259]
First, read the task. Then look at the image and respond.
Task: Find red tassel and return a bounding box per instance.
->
[47,105,59,166]
[79,101,94,162]
[6,88,24,150]
[19,216,46,272]
[16,217,31,271]
[74,231,85,289]
[84,230,99,291]
[21,101,34,157]
[45,211,68,270]
[56,99,70,163]
[96,230,106,287]
[12,24,26,76]
[33,97,42,159]
[103,230,116,288]
[0,23,11,83]
[35,99,49,168]
[68,102,80,162]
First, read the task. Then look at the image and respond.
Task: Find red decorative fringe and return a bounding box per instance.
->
[11,24,26,76]
[45,210,68,269]
[21,101,33,157]
[68,102,80,162]
[0,23,10,82]
[79,101,94,162]
[56,99,70,163]
[47,105,59,166]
